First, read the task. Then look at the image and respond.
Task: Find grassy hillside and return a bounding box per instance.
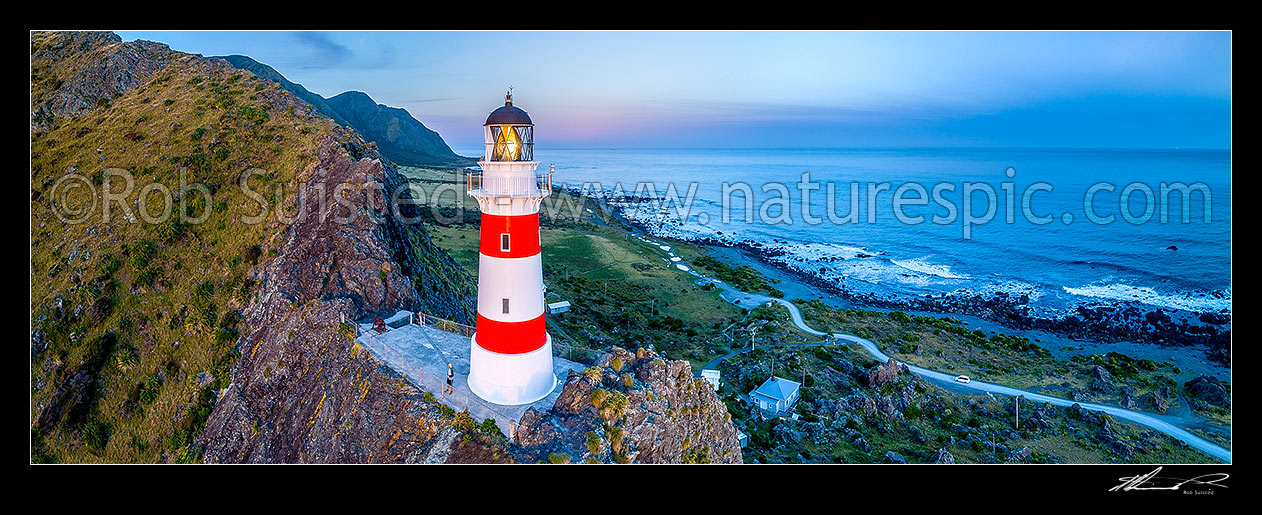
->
[30,33,329,462]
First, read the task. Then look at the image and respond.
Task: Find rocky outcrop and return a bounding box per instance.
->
[1140,389,1169,414]
[929,448,956,464]
[1088,365,1116,394]
[514,346,743,463]
[864,358,906,388]
[1184,375,1230,410]
[31,32,183,129]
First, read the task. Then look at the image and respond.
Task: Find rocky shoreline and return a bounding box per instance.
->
[585,193,1231,367]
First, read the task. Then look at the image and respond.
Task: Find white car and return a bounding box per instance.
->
[955,375,971,384]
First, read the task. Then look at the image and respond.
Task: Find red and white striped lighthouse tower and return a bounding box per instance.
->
[465,91,556,405]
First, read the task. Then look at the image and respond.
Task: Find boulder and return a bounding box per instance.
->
[929,448,956,464]
[864,358,902,388]
[1184,375,1230,409]
[1006,446,1033,463]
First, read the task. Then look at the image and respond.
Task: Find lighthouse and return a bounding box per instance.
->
[465,91,556,405]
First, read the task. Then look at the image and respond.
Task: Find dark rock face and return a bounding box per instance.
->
[1184,375,1230,409]
[31,32,186,129]
[514,346,743,464]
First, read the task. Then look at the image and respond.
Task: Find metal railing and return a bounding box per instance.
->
[352,319,519,441]
[415,312,476,338]
[466,169,553,198]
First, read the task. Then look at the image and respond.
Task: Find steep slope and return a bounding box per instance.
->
[323,90,474,168]
[216,54,349,128]
[219,55,474,168]
[30,31,477,463]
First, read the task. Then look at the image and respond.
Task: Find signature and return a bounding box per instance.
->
[1110,467,1229,492]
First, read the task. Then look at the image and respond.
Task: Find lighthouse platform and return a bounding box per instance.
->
[353,311,585,439]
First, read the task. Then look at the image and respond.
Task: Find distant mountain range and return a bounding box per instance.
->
[218,55,475,168]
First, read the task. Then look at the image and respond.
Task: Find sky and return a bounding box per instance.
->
[116,30,1232,151]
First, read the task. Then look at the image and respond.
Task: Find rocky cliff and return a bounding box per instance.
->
[200,125,477,462]
[514,346,743,463]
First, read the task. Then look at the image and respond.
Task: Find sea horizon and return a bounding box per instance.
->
[495,146,1232,321]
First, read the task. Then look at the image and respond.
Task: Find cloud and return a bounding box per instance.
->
[293,32,352,68]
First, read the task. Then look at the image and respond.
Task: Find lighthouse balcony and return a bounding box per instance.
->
[466,169,553,199]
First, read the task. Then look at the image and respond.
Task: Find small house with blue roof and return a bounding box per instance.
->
[748,375,801,417]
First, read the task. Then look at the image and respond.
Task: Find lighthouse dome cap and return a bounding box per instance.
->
[485,90,532,126]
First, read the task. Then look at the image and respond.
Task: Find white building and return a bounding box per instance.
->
[700,369,721,390]
[547,301,571,314]
[748,376,801,417]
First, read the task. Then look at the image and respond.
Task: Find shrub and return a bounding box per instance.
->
[586,431,601,455]
[82,419,111,451]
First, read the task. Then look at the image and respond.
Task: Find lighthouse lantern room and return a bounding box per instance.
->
[465,91,556,405]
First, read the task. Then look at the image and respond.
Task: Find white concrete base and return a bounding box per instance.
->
[468,334,557,406]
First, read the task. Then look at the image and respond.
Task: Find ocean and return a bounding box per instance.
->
[471,147,1232,318]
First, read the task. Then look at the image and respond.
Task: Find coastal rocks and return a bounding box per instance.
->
[1183,375,1230,409]
[883,450,907,464]
[1198,312,1230,325]
[606,189,1231,368]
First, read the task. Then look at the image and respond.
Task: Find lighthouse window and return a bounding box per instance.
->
[502,298,510,314]
[490,125,534,161]
[500,233,511,252]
